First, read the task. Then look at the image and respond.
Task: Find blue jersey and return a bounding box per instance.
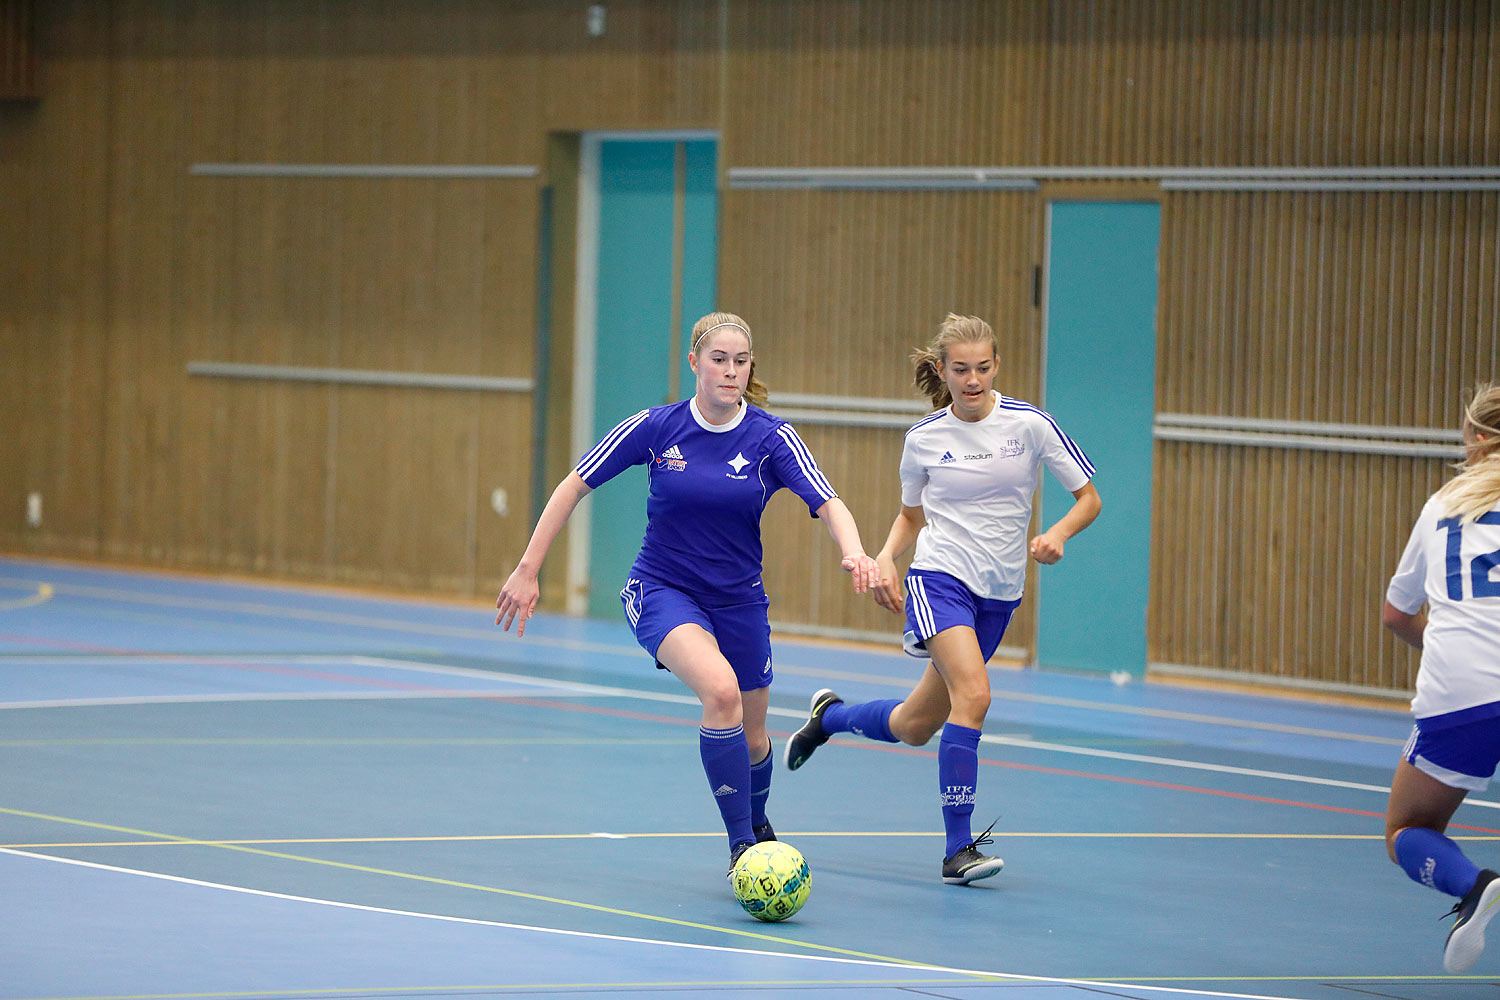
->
[575,398,837,605]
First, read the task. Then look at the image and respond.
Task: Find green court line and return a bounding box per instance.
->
[0,805,987,972]
[4,810,1466,999]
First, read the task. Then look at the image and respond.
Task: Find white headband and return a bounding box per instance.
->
[693,321,752,351]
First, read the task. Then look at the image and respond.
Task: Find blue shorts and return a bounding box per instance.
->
[903,569,1022,662]
[620,577,773,692]
[1405,704,1500,791]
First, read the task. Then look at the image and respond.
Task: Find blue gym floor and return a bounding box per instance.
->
[1,556,1495,1000]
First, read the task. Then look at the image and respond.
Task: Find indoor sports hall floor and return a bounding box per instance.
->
[1,557,1495,1000]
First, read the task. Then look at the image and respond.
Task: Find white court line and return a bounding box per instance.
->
[0,575,1405,742]
[1,653,1465,810]
[0,847,1305,1000]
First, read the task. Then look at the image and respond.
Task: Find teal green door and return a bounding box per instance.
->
[1036,201,1159,675]
[587,139,718,617]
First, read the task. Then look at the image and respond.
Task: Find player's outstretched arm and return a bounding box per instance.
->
[1029,481,1101,565]
[496,472,592,636]
[813,497,880,594]
[872,504,925,614]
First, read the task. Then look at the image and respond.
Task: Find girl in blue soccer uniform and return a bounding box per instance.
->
[496,312,880,874]
[1384,382,1500,972]
[784,313,1101,884]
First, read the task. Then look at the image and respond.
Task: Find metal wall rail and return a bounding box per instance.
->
[1154,413,1462,459]
[186,361,534,393]
[729,165,1500,191]
[1155,413,1461,442]
[768,392,933,429]
[189,163,540,179]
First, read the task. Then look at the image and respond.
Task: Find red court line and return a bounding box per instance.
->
[0,632,138,654]
[502,696,1500,836]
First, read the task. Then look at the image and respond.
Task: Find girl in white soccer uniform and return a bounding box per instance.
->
[784,314,1101,884]
[1384,383,1500,972]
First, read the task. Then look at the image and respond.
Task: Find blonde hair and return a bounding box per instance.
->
[911,313,999,408]
[1436,382,1500,523]
[690,312,768,408]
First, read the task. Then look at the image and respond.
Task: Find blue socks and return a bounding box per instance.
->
[749,746,773,829]
[939,722,982,858]
[1395,826,1482,898]
[822,699,901,743]
[700,724,754,848]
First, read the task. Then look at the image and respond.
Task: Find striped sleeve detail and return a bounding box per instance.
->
[905,409,947,437]
[575,408,650,481]
[775,424,837,502]
[1001,400,1095,477]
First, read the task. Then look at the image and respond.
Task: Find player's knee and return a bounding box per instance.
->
[699,683,743,725]
[951,688,990,719]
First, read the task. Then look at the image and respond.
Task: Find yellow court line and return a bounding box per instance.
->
[11,830,1474,850]
[0,582,53,611]
[0,805,979,972]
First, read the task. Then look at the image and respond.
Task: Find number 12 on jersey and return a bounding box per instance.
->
[1439,514,1500,600]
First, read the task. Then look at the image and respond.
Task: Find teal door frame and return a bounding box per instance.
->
[567,131,719,617]
[1035,200,1160,676]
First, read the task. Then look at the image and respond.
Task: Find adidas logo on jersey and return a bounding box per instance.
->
[939,451,956,464]
[662,445,685,460]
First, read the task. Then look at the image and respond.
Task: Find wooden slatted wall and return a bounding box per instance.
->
[3,0,1498,691]
[0,0,718,597]
[1154,190,1500,689]
[0,0,35,99]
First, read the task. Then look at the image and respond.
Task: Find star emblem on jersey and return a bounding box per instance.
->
[727,452,750,474]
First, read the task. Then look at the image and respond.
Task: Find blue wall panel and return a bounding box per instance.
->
[1037,201,1160,675]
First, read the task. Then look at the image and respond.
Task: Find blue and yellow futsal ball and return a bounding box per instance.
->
[730,841,810,921]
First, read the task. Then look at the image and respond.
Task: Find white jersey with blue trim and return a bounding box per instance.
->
[1386,492,1500,720]
[575,397,837,605]
[900,391,1094,601]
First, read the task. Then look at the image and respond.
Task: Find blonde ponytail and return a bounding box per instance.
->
[1436,382,1500,523]
[911,313,998,409]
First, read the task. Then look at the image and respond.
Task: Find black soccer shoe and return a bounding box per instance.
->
[727,839,757,879]
[753,821,777,843]
[784,688,842,771]
[941,821,1005,885]
[1445,868,1500,972]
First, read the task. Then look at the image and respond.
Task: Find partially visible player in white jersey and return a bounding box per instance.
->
[495,312,880,882]
[784,313,1101,884]
[1383,382,1500,973]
